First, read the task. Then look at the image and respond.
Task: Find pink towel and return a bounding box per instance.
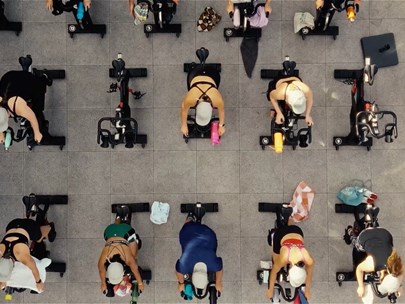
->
[289,181,315,223]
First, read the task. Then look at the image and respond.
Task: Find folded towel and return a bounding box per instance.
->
[150,201,170,224]
[289,181,315,222]
[294,12,315,33]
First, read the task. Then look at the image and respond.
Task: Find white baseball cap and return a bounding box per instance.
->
[192,262,209,290]
[107,262,125,285]
[195,102,213,126]
[0,108,9,132]
[287,90,306,115]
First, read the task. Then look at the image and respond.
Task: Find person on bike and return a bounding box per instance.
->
[98,206,144,297]
[266,74,314,126]
[180,60,225,137]
[175,213,223,294]
[344,223,403,298]
[128,0,180,18]
[226,0,273,16]
[0,218,54,292]
[0,70,53,144]
[266,213,314,300]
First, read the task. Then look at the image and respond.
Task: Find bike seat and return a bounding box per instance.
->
[196,47,209,65]
[19,55,32,72]
[194,204,206,222]
[23,194,37,216]
[112,59,125,78]
[282,60,296,76]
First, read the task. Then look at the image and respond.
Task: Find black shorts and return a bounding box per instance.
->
[6,218,42,241]
[272,225,304,254]
[187,67,221,91]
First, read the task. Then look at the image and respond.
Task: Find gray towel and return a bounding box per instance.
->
[240,37,259,78]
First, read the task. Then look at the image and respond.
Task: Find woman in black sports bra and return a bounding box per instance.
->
[266,74,314,126]
[180,66,225,137]
[0,70,49,144]
[0,218,53,292]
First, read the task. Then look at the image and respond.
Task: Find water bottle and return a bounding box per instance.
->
[273,132,283,153]
[4,130,12,150]
[76,1,85,21]
[346,0,356,22]
[4,287,13,301]
[210,121,220,145]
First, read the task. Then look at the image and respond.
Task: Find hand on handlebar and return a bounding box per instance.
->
[215,282,223,294]
[177,282,185,293]
[36,281,44,293]
[35,132,43,144]
[275,113,285,125]
[305,115,314,126]
[0,132,4,144]
[315,0,324,9]
[357,285,365,298]
[129,1,135,17]
[138,282,145,292]
[266,288,273,299]
[181,125,189,137]
[100,282,107,294]
[264,2,272,15]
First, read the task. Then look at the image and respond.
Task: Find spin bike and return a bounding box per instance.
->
[51,0,106,38]
[0,0,22,35]
[109,203,152,304]
[2,55,66,151]
[97,53,147,149]
[179,203,220,304]
[333,57,398,151]
[260,56,312,152]
[224,0,268,41]
[183,47,222,144]
[299,0,358,40]
[335,201,398,303]
[4,194,68,300]
[143,0,181,37]
[257,203,307,303]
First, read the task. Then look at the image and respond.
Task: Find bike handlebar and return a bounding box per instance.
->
[355,110,398,140]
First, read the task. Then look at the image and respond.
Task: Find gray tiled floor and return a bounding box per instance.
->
[0,0,404,303]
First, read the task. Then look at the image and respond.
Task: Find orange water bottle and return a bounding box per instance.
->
[346,5,356,22]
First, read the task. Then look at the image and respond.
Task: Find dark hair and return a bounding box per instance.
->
[0,83,11,108]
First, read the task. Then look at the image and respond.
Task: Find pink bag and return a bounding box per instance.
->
[288,181,315,223]
[248,6,268,28]
[210,121,221,145]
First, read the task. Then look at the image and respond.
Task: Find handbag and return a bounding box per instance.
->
[197,7,222,32]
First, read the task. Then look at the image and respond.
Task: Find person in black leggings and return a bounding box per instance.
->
[0,70,51,144]
[180,66,225,137]
[0,218,52,292]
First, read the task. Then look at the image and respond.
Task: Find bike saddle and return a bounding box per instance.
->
[280,206,293,224]
[112,59,126,79]
[116,205,130,222]
[19,55,32,72]
[194,204,206,222]
[23,193,37,217]
[282,59,296,76]
[196,48,209,65]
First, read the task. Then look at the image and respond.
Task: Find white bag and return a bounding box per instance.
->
[150,201,170,224]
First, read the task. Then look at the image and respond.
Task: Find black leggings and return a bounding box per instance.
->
[187,67,221,91]
[0,71,47,130]
[6,218,42,241]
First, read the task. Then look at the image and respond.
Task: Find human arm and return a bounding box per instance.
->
[264,0,272,14]
[46,0,53,10]
[83,0,91,10]
[176,271,185,292]
[315,0,324,9]
[172,0,180,4]
[356,256,375,298]
[303,251,314,300]
[129,0,135,17]
[215,269,224,293]
[302,84,314,126]
[214,92,226,136]
[126,255,144,292]
[13,97,42,143]
[17,248,43,292]
[0,132,4,144]
[266,255,284,298]
[180,95,192,136]
[269,91,284,124]
[98,248,108,293]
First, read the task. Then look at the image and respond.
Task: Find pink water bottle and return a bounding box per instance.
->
[210,121,221,145]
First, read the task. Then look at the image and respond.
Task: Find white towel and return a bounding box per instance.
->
[7,257,51,292]
[150,201,170,224]
[294,12,315,33]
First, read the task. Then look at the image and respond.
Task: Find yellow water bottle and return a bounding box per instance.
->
[273,132,283,154]
[346,5,356,22]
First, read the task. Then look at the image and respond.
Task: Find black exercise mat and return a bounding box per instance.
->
[361,33,398,68]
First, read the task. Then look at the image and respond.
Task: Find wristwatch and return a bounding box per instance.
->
[219,124,225,127]
[36,279,42,284]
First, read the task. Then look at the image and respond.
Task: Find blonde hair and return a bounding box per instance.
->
[387,249,403,277]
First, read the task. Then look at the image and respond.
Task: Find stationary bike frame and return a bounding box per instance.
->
[143,0,181,37]
[97,54,147,149]
[260,56,312,152]
[179,203,220,304]
[257,203,306,303]
[335,202,398,303]
[333,57,398,150]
